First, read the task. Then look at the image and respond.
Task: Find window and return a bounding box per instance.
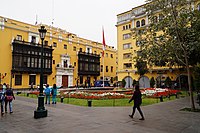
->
[73,46,76,51]
[16,35,22,41]
[123,43,131,50]
[123,53,132,59]
[106,53,108,57]
[101,65,103,72]
[53,60,55,64]
[106,66,109,72]
[123,26,125,30]
[85,63,88,71]
[111,66,113,72]
[110,54,113,58]
[124,63,132,69]
[64,44,67,49]
[141,19,145,26]
[15,75,22,85]
[43,75,47,85]
[136,21,140,27]
[74,62,76,67]
[79,48,82,52]
[123,33,131,40]
[53,42,57,47]
[129,24,131,29]
[29,75,36,85]
[31,36,36,43]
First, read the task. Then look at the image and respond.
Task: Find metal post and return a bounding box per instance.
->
[34,26,47,119]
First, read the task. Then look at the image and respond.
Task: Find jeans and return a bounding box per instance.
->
[52,95,57,103]
[45,95,50,104]
[5,100,13,113]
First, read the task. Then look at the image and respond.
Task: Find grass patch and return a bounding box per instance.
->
[180,107,200,112]
[17,93,179,107]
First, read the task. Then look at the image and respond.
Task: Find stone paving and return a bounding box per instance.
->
[0,95,200,133]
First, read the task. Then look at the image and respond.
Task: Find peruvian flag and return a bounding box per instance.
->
[102,28,106,57]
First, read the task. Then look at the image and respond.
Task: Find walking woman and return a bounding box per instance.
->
[51,84,60,104]
[129,85,145,120]
[5,84,15,113]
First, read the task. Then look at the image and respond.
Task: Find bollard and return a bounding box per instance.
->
[88,99,92,107]
[27,93,29,97]
[175,93,178,99]
[61,97,64,103]
[159,96,163,102]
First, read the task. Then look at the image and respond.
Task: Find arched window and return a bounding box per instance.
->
[141,19,145,26]
[136,21,140,27]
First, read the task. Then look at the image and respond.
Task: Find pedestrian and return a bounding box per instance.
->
[2,83,6,92]
[0,85,5,115]
[76,78,79,89]
[30,82,34,91]
[44,84,51,104]
[5,84,15,114]
[51,84,60,104]
[87,79,90,88]
[84,79,87,88]
[128,85,145,120]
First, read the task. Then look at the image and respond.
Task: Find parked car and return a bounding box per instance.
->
[94,80,110,87]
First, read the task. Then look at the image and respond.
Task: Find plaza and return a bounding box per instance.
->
[0,95,199,133]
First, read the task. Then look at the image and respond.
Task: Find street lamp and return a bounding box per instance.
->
[34,26,47,119]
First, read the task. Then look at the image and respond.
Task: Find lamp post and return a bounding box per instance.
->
[34,26,48,119]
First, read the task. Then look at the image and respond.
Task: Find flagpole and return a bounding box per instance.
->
[103,52,105,87]
[102,27,106,88]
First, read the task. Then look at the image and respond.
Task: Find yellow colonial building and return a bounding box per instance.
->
[0,16,117,89]
[116,1,200,89]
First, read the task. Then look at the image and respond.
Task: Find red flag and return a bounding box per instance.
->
[102,28,106,57]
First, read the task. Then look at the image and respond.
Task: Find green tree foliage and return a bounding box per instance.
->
[122,79,126,88]
[133,0,200,110]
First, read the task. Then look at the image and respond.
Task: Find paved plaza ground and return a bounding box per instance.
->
[0,95,200,133]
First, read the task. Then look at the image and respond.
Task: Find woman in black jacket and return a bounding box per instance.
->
[129,85,145,120]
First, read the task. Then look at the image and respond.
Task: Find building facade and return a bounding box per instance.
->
[0,16,117,89]
[116,1,200,89]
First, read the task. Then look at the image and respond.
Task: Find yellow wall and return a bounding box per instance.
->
[0,16,117,89]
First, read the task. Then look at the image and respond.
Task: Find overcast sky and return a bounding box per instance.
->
[0,0,146,48]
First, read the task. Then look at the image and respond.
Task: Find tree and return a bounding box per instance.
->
[133,0,200,110]
[122,79,126,88]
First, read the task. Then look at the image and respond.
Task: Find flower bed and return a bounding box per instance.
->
[142,88,181,98]
[62,91,125,100]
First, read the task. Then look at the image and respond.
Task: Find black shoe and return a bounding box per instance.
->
[139,118,145,120]
[129,115,133,118]
[52,102,54,104]
[10,112,13,114]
